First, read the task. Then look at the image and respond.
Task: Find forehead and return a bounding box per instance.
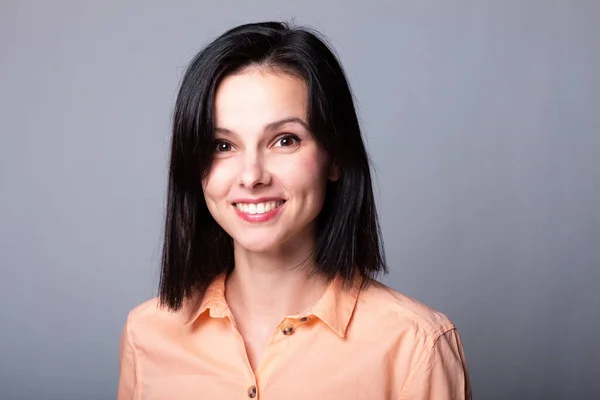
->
[214,68,308,130]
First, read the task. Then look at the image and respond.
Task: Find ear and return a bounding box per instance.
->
[328,160,340,182]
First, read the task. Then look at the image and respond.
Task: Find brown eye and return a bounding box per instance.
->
[275,135,300,148]
[215,141,232,152]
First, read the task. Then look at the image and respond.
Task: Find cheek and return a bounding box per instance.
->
[281,151,330,195]
[202,161,233,202]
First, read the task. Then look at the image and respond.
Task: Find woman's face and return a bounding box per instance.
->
[203,68,338,255]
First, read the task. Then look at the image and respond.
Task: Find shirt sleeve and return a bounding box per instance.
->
[400,328,472,400]
[117,311,139,400]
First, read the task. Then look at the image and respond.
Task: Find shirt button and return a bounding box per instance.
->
[282,325,294,335]
[301,317,310,322]
[248,385,257,398]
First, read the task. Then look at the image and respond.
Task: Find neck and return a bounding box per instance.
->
[225,240,328,322]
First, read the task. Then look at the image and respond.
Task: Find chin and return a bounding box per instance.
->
[233,236,284,254]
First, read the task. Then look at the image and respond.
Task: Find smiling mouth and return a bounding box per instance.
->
[233,200,286,215]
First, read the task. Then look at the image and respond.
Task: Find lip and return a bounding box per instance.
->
[231,197,286,204]
[232,199,286,223]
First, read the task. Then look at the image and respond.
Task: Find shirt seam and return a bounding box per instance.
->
[398,323,456,399]
[359,285,453,337]
[127,310,143,400]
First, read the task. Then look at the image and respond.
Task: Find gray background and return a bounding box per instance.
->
[1,1,598,399]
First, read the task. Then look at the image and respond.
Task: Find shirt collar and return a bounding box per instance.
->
[183,273,363,338]
[183,274,229,325]
[309,274,363,337]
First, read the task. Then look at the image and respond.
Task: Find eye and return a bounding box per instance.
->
[274,134,301,148]
[215,141,233,152]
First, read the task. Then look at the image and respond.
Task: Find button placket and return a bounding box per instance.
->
[281,325,294,335]
[280,315,312,335]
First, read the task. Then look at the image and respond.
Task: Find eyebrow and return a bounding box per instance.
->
[214,117,310,135]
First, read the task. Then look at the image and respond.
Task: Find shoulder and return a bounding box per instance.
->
[353,279,456,344]
[351,280,471,397]
[123,297,188,336]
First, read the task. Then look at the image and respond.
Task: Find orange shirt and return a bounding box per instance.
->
[118,274,471,399]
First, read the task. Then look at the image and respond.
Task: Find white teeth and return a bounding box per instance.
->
[235,201,283,215]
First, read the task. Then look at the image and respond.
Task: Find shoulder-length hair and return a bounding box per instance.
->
[159,21,386,311]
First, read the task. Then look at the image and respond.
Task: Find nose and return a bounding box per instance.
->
[238,151,270,189]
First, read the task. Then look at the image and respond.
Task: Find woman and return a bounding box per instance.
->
[118,21,471,399]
